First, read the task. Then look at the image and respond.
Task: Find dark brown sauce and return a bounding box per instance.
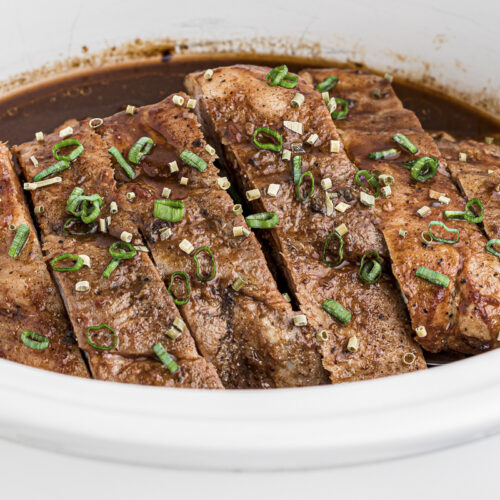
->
[0,53,499,146]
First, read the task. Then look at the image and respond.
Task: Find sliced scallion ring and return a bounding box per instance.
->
[358,250,383,284]
[485,239,500,259]
[428,221,459,244]
[253,127,283,152]
[292,156,302,184]
[392,133,418,154]
[193,246,216,282]
[180,150,207,172]
[128,136,154,164]
[109,241,137,260]
[168,271,191,305]
[403,156,439,182]
[464,198,484,223]
[154,199,185,222]
[62,217,98,236]
[368,148,399,160]
[297,171,314,202]
[66,187,85,214]
[245,212,279,229]
[330,98,349,120]
[8,223,30,259]
[109,146,137,179]
[416,265,450,288]
[21,330,49,350]
[86,323,117,351]
[50,253,84,272]
[316,75,339,93]
[33,160,70,182]
[322,231,343,268]
[443,210,465,220]
[102,258,121,279]
[153,342,179,373]
[322,299,351,324]
[278,73,299,89]
[265,65,288,86]
[355,170,379,197]
[52,138,84,162]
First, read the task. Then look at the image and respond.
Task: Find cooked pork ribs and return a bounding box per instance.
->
[186,65,426,382]
[14,122,222,388]
[0,143,88,376]
[301,68,500,354]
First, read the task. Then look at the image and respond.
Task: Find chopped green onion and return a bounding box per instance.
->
[464,198,483,223]
[193,246,216,282]
[372,88,382,99]
[485,239,500,259]
[86,324,117,350]
[245,212,279,229]
[292,156,302,184]
[265,65,298,88]
[33,160,70,181]
[52,138,84,162]
[322,299,351,324]
[369,148,398,160]
[297,171,314,201]
[253,127,283,152]
[330,98,349,120]
[168,271,191,305]
[428,221,459,244]
[128,136,154,164]
[51,253,84,272]
[180,150,207,172]
[109,146,137,179]
[358,250,382,284]
[8,224,30,259]
[416,265,450,288]
[154,199,185,222]
[355,170,380,197]
[21,330,49,350]
[403,156,438,182]
[279,73,299,89]
[62,217,97,236]
[392,133,418,154]
[153,342,179,373]
[316,76,339,93]
[102,258,121,279]
[421,231,433,245]
[109,241,137,260]
[444,210,465,220]
[66,187,85,214]
[322,231,343,267]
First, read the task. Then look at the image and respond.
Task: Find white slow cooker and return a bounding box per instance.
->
[0,0,499,471]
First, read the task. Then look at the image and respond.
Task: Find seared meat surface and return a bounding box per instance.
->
[301,68,500,354]
[0,143,88,376]
[14,121,222,388]
[186,65,426,382]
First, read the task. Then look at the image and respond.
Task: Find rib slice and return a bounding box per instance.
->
[0,143,88,377]
[433,132,500,239]
[186,65,426,382]
[14,122,222,388]
[94,93,328,388]
[301,68,500,354]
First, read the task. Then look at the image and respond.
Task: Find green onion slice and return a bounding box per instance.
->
[102,258,121,279]
[322,299,352,324]
[21,330,49,350]
[153,342,179,373]
[33,160,70,182]
[168,271,191,305]
[86,324,117,351]
[355,170,380,197]
[316,76,339,93]
[128,136,154,164]
[62,217,97,236]
[358,250,383,284]
[52,138,84,162]
[253,127,283,152]
[50,253,84,272]
[444,210,465,220]
[109,241,137,260]
[278,73,299,89]
[444,199,484,224]
[322,231,344,268]
[245,212,279,229]
[193,246,216,282]
[428,221,459,244]
[403,156,439,182]
[66,187,85,214]
[415,265,450,288]
[297,171,314,202]
[292,156,302,184]
[485,239,500,259]
[368,148,399,160]
[392,133,418,154]
[8,224,30,259]
[109,146,137,179]
[331,98,349,120]
[180,150,207,172]
[154,199,185,222]
[265,65,288,86]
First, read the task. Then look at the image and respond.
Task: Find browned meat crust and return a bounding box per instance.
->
[301,68,500,354]
[186,65,426,382]
[14,122,222,388]
[433,132,500,239]
[93,93,328,388]
[0,143,88,377]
